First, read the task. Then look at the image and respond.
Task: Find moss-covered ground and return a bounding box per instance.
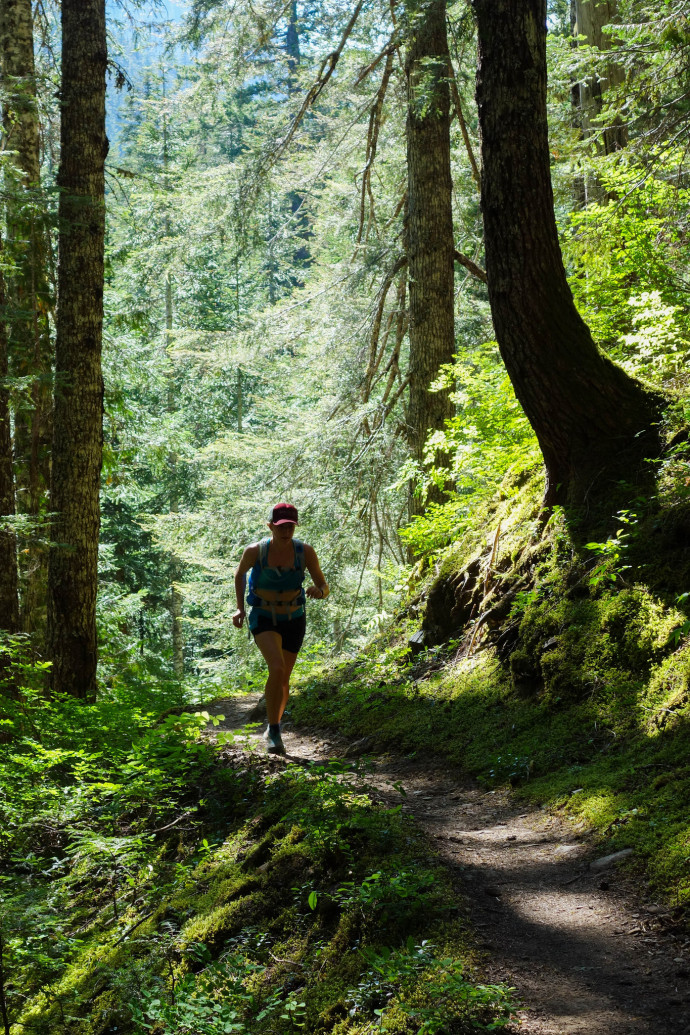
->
[291,465,690,911]
[5,450,690,1032]
[1,702,515,1035]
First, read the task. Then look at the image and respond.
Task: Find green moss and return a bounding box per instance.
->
[292,477,690,911]
[13,744,506,1035]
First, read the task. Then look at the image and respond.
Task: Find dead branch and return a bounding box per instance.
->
[112,911,154,948]
[374,274,406,399]
[368,276,407,397]
[447,56,481,189]
[453,249,487,283]
[362,255,407,403]
[353,41,398,87]
[266,1,365,171]
[366,309,397,405]
[342,508,373,639]
[380,373,410,422]
[149,811,195,835]
[356,49,396,247]
[383,189,407,231]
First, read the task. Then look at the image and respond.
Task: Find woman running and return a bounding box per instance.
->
[232,503,329,754]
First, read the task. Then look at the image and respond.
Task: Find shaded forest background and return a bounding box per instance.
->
[3,0,688,699]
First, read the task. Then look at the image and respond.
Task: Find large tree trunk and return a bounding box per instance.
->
[472,0,661,512]
[573,0,626,156]
[0,244,19,637]
[404,0,455,515]
[47,0,108,698]
[1,0,53,642]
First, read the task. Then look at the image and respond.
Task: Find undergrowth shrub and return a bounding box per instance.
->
[2,646,515,1035]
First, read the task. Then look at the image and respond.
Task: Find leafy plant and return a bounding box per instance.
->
[585,510,638,587]
[347,939,516,1031]
[670,592,690,646]
[488,754,533,786]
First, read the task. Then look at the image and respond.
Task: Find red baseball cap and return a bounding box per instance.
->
[268,502,298,525]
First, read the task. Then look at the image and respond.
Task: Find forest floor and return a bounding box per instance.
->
[208,693,690,1035]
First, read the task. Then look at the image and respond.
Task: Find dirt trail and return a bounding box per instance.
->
[209,696,690,1034]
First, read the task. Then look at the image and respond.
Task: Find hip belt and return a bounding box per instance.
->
[253,591,303,626]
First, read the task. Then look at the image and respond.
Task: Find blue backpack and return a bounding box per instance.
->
[247,538,306,626]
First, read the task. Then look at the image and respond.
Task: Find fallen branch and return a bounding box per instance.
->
[112,911,154,948]
[149,810,195,835]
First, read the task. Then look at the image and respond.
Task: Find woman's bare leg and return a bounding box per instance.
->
[254,631,286,724]
[281,649,298,717]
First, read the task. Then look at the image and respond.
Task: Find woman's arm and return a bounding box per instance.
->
[232,544,259,627]
[304,544,329,599]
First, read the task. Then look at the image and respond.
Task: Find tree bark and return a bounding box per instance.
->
[573,0,627,157]
[0,242,19,636]
[404,0,455,515]
[1,0,53,641]
[47,0,108,698]
[471,0,661,512]
[286,0,300,76]
[165,271,184,680]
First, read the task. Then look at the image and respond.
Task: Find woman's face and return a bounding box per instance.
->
[269,521,295,542]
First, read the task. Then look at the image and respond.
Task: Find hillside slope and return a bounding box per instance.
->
[292,452,690,909]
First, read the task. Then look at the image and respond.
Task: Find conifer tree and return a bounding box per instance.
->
[0,247,19,636]
[572,0,626,156]
[404,0,455,513]
[472,0,661,513]
[47,0,108,697]
[1,0,53,639]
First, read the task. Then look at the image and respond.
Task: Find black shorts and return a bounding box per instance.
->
[251,613,306,654]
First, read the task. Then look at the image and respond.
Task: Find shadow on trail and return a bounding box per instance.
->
[209,697,690,1034]
[367,760,690,1035]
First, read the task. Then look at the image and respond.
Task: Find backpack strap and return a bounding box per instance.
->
[293,539,305,574]
[258,537,271,570]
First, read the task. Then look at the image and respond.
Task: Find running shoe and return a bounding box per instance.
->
[263,726,286,755]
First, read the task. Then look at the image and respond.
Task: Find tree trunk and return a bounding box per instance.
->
[1,0,53,642]
[285,5,311,278]
[286,0,300,76]
[573,0,626,156]
[404,0,455,515]
[165,271,184,680]
[472,0,661,512]
[0,243,19,636]
[161,99,184,682]
[47,0,108,698]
